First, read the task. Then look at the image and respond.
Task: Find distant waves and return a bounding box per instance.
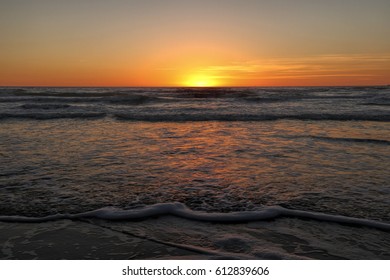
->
[0,112,106,120]
[114,113,390,122]
[1,112,389,122]
[1,86,389,122]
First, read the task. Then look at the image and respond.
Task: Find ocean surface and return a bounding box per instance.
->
[0,86,389,259]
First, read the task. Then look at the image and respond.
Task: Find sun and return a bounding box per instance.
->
[183,74,218,87]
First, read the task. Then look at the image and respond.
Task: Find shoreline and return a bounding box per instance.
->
[1,216,389,260]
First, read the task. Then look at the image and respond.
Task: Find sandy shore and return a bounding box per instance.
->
[0,219,205,259]
[1,216,389,259]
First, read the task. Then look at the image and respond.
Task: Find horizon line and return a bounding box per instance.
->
[0,84,389,88]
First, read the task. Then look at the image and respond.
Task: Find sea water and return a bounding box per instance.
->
[0,86,389,259]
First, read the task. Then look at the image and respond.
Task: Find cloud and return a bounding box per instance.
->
[196,54,390,82]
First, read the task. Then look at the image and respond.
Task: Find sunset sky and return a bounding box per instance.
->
[1,0,389,87]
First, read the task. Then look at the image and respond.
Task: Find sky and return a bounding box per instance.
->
[0,0,389,87]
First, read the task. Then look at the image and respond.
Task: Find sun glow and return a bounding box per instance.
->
[183,74,219,87]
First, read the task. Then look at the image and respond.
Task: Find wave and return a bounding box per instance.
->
[6,89,134,98]
[4,86,385,101]
[115,113,390,122]
[361,102,390,107]
[307,136,390,145]
[107,95,161,105]
[176,86,390,100]
[0,95,161,105]
[0,112,106,120]
[241,95,387,103]
[0,97,105,103]
[172,88,257,99]
[20,103,71,110]
[1,111,388,122]
[0,202,389,231]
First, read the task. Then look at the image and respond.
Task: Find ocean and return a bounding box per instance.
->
[0,86,389,259]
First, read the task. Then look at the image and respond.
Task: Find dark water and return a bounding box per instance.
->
[0,87,389,221]
[1,86,390,260]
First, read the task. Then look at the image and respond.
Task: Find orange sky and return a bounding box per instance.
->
[0,0,389,87]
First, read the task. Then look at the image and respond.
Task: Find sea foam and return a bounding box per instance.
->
[0,203,389,231]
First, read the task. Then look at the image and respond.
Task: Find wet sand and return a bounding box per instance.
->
[1,216,389,260]
[0,219,205,259]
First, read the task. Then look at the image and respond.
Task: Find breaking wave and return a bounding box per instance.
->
[0,203,389,231]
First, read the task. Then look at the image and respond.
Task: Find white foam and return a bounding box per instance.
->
[0,203,389,231]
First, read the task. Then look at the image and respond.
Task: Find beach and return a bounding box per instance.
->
[1,215,389,259]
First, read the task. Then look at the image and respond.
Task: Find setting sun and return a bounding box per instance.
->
[183,74,219,87]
